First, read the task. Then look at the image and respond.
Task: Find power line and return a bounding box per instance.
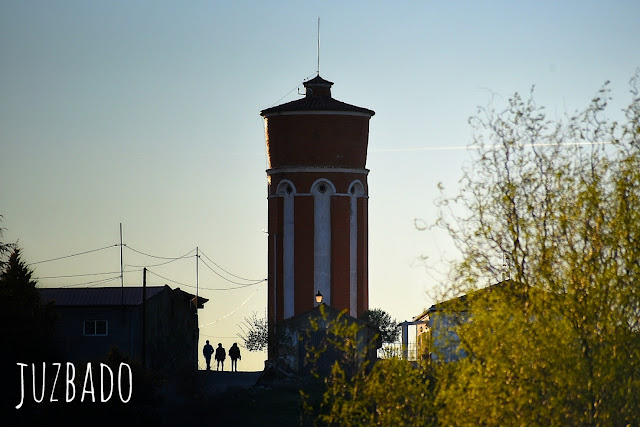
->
[268,72,316,107]
[146,269,192,289]
[37,268,141,280]
[36,271,122,279]
[199,283,265,328]
[31,244,118,265]
[199,279,266,291]
[27,241,264,292]
[57,275,123,288]
[146,267,265,292]
[199,257,266,287]
[199,249,264,282]
[125,245,196,261]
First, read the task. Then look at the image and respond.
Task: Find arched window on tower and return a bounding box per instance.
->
[311,179,336,306]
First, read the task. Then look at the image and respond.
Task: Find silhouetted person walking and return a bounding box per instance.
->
[229,343,241,372]
[215,343,226,371]
[203,340,214,371]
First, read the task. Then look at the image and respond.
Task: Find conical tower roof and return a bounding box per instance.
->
[260,75,375,117]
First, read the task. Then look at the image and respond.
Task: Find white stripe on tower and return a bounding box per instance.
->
[349,181,364,317]
[313,179,334,305]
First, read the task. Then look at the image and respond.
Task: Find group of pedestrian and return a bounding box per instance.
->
[203,341,242,372]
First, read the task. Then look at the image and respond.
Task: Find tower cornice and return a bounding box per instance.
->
[267,167,369,175]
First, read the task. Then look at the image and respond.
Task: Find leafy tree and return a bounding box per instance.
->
[0,247,57,413]
[311,358,436,426]
[300,74,640,426]
[301,306,436,425]
[433,75,640,425]
[359,308,400,345]
[0,248,56,361]
[238,311,268,351]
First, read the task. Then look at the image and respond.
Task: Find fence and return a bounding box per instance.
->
[378,342,424,361]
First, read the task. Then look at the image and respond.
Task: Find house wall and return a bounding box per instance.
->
[49,306,137,362]
[144,288,199,371]
[429,311,467,362]
[47,288,200,371]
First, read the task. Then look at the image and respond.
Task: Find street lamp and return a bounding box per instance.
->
[315,291,323,304]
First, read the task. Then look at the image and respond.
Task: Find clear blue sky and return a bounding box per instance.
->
[1,1,638,370]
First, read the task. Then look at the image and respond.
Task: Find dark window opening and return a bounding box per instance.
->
[84,320,108,336]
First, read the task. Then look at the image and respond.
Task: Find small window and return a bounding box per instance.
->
[84,320,108,336]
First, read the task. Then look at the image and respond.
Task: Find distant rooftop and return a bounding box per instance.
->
[39,285,208,308]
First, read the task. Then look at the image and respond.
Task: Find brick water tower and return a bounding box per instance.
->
[260,75,375,358]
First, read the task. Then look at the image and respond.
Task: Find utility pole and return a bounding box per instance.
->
[120,223,124,305]
[142,267,147,368]
[195,247,199,308]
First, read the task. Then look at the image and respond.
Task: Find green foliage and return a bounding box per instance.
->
[301,305,436,426]
[434,74,640,425]
[300,305,372,378]
[312,359,436,426]
[300,74,640,426]
[359,308,400,345]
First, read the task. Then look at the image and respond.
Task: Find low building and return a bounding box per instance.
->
[273,304,380,376]
[414,281,522,362]
[39,285,207,372]
[413,297,468,363]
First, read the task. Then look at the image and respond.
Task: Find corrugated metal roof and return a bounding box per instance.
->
[39,286,169,306]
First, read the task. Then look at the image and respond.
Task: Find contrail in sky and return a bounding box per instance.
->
[370,141,615,153]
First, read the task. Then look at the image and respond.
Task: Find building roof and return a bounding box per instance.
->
[39,285,208,308]
[412,280,518,321]
[260,74,375,117]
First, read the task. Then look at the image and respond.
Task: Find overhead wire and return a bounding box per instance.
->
[31,244,118,265]
[147,267,264,291]
[125,245,196,261]
[126,257,193,269]
[28,242,265,292]
[198,256,266,286]
[58,275,123,288]
[199,282,265,328]
[267,72,317,108]
[199,279,266,291]
[146,269,192,289]
[199,249,264,282]
[36,271,123,279]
